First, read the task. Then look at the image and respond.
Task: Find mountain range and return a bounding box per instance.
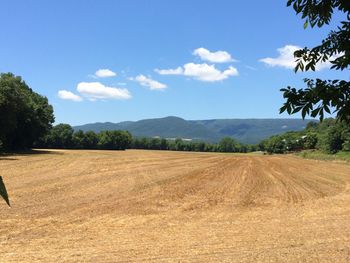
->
[74,116,314,144]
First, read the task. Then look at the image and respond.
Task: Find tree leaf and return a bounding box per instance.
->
[324,105,331,114]
[0,176,10,207]
[279,105,287,113]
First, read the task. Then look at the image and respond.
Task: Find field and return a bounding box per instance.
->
[1,150,350,262]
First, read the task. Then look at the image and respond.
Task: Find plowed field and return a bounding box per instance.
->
[1,150,350,262]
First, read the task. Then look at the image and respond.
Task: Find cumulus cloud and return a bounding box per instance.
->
[259,45,301,69]
[58,90,82,102]
[95,68,117,78]
[155,67,183,75]
[183,63,238,81]
[193,47,235,63]
[155,63,238,82]
[77,82,131,100]
[133,75,167,90]
[259,45,340,71]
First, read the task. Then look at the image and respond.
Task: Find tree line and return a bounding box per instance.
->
[132,136,256,153]
[35,123,255,153]
[259,119,350,154]
[35,124,132,150]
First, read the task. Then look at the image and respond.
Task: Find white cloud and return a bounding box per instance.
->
[259,45,340,71]
[155,67,183,75]
[183,63,238,81]
[95,69,117,78]
[77,82,131,100]
[155,63,238,82]
[133,75,167,90]
[193,47,235,63]
[58,90,82,102]
[259,45,301,69]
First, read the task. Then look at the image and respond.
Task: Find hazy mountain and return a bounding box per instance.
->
[74,116,314,144]
[191,119,312,144]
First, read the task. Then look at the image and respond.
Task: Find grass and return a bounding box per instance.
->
[296,150,350,162]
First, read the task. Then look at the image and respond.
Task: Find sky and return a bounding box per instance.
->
[0,0,347,125]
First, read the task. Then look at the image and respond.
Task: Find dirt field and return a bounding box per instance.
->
[1,149,350,262]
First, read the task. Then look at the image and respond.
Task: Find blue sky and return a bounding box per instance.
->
[0,0,346,125]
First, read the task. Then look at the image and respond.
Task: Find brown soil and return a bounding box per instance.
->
[1,149,350,262]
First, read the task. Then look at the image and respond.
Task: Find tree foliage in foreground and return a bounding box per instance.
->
[0,176,10,207]
[0,73,54,150]
[281,0,350,122]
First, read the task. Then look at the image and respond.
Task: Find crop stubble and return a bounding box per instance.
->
[1,150,350,262]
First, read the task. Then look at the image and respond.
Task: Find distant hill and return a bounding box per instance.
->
[191,119,313,144]
[74,116,315,144]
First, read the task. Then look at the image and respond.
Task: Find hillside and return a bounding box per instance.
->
[192,118,313,143]
[74,116,314,144]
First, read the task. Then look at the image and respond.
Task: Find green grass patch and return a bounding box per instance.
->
[296,150,350,162]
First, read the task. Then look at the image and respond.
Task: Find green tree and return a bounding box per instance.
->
[318,126,343,153]
[340,123,350,151]
[160,138,168,150]
[305,121,318,131]
[194,142,206,152]
[118,131,132,150]
[98,130,131,150]
[266,136,286,154]
[45,124,74,149]
[140,137,150,149]
[84,131,99,149]
[149,138,161,150]
[72,130,85,149]
[303,132,318,149]
[0,73,54,150]
[219,137,239,152]
[205,143,214,152]
[174,138,185,151]
[342,140,350,151]
[281,0,350,122]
